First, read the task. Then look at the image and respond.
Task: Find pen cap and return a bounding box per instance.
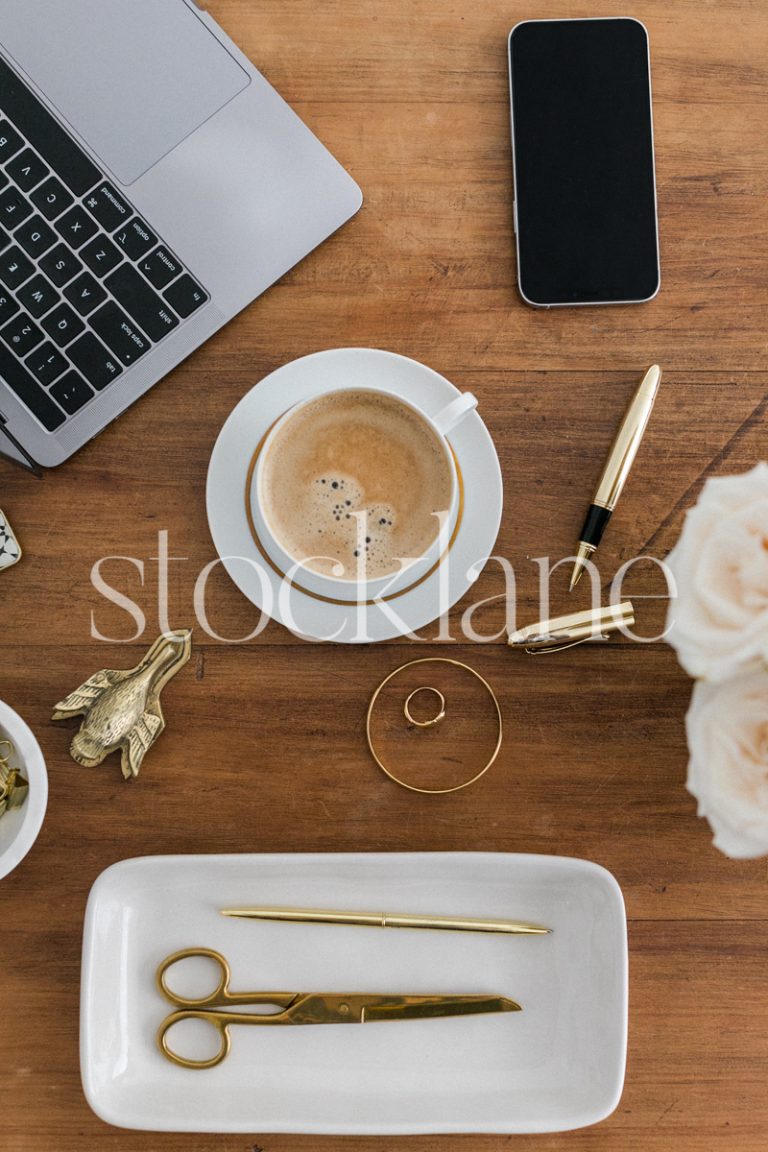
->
[507,601,635,648]
[554,601,635,643]
[594,365,662,510]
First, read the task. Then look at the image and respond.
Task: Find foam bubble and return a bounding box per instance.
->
[303,476,401,578]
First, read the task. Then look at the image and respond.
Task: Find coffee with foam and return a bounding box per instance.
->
[260,390,454,580]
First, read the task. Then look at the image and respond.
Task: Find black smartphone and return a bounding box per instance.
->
[508,18,660,307]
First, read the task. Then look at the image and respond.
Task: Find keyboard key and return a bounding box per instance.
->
[105,263,178,342]
[1,312,43,356]
[6,147,48,193]
[0,225,10,253]
[0,290,19,325]
[64,271,106,316]
[55,205,98,249]
[39,243,82,287]
[31,175,73,221]
[0,246,34,290]
[83,183,131,232]
[114,217,157,261]
[163,274,208,319]
[140,246,182,290]
[0,57,100,196]
[0,186,33,229]
[81,234,122,278]
[68,332,122,391]
[42,302,85,347]
[0,172,7,193]
[91,301,150,366]
[15,214,56,260]
[0,341,65,430]
[0,120,24,163]
[26,340,67,386]
[50,369,93,415]
[17,274,60,319]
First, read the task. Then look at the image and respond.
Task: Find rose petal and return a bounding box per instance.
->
[666,464,768,682]
[685,672,768,859]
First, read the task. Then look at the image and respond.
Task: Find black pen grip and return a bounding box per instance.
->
[579,504,612,548]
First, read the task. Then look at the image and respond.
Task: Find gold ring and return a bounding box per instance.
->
[367,658,502,795]
[404,687,446,728]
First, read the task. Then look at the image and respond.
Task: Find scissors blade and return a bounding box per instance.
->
[284,993,521,1024]
[360,994,522,1022]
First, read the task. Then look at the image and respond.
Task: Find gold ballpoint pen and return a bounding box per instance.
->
[570,365,662,590]
[221,906,551,935]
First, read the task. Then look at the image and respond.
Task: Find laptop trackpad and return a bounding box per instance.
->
[0,0,249,185]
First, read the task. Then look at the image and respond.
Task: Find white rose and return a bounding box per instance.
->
[665,462,768,682]
[686,669,768,859]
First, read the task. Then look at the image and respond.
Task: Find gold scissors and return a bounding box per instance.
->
[157,947,521,1070]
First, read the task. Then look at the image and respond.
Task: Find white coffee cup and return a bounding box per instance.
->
[250,386,477,601]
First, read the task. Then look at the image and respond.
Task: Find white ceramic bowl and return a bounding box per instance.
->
[0,700,48,880]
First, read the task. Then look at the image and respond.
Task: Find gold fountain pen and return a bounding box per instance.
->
[570,365,662,590]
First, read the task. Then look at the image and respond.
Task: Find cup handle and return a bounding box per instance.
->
[432,392,478,437]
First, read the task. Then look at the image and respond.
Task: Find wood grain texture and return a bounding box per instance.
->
[1,1,767,1149]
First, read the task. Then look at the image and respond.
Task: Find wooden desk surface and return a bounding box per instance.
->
[2,1,767,1149]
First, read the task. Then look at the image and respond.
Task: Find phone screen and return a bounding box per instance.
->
[509,18,659,307]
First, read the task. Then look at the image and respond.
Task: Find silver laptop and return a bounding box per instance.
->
[0,0,362,471]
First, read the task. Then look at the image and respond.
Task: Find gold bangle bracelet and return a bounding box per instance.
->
[366,658,502,795]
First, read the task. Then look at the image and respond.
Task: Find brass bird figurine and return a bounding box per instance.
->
[52,630,192,779]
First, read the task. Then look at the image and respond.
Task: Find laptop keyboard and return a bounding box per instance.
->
[0,55,209,434]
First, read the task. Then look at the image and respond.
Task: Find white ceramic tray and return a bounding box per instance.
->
[80,852,627,1134]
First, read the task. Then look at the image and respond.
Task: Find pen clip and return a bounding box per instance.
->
[524,632,612,656]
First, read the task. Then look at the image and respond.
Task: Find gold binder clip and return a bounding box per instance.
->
[0,740,28,818]
[507,601,635,655]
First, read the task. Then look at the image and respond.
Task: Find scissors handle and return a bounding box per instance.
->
[158,1002,312,1069]
[156,948,299,1069]
[157,947,296,1009]
[158,948,231,1008]
[157,1008,234,1070]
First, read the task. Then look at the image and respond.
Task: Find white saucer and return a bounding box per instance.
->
[206,348,502,643]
